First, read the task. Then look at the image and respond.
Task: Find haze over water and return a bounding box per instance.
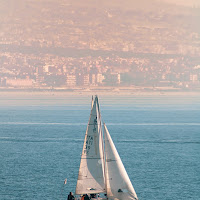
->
[0,95,200,200]
[1,0,200,198]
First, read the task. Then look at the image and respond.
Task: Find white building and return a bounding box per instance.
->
[83,74,90,86]
[190,74,198,82]
[6,78,33,87]
[97,73,105,84]
[66,74,76,86]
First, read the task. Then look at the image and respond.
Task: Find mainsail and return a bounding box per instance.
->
[104,124,138,200]
[76,96,105,195]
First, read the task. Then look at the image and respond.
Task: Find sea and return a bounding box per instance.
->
[0,95,200,200]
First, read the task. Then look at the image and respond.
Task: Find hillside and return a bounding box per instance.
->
[0,0,199,56]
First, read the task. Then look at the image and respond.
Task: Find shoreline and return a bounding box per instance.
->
[0,89,200,98]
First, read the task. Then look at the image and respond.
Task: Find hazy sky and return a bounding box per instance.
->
[162,0,200,7]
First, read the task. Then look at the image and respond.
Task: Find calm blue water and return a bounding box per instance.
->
[0,95,200,200]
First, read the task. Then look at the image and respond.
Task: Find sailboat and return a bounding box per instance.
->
[75,96,138,200]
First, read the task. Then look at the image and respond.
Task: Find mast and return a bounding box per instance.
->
[103,123,108,197]
[96,97,106,192]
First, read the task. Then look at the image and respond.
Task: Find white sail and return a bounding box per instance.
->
[104,124,138,200]
[76,96,105,195]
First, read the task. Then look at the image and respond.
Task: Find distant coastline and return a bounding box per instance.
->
[0,87,199,98]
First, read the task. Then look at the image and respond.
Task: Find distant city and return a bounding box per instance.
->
[0,0,200,91]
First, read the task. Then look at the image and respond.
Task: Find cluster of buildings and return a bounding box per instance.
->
[2,72,120,89]
[0,52,122,88]
[0,1,200,91]
[0,51,200,90]
[36,65,120,88]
